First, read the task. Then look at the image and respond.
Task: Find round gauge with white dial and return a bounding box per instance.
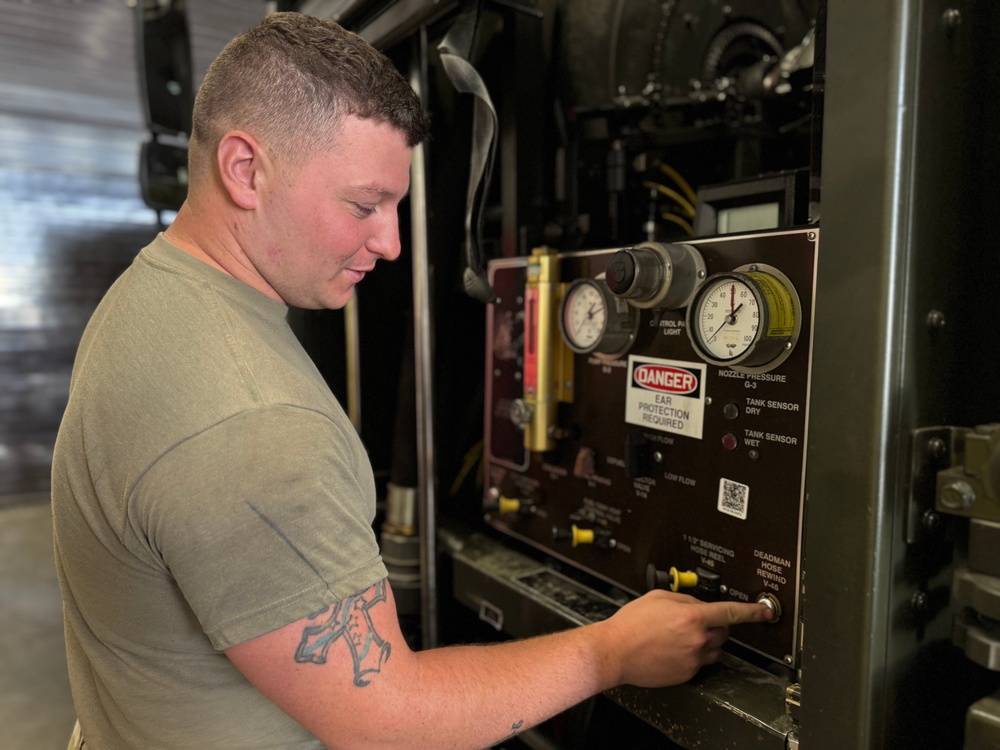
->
[686,265,801,372]
[560,277,638,356]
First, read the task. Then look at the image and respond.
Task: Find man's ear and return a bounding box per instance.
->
[216,131,267,210]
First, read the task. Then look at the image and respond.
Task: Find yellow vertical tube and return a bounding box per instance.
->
[523,247,559,453]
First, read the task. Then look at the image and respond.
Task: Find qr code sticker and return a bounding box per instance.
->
[718,478,749,520]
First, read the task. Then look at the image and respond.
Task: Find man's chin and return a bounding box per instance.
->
[321,286,355,311]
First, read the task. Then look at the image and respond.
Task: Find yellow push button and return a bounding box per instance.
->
[571,525,595,547]
[669,566,699,592]
[497,495,521,514]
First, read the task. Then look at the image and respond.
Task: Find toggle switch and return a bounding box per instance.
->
[625,431,654,479]
[553,524,611,548]
[645,564,699,592]
[486,487,534,515]
[498,495,522,514]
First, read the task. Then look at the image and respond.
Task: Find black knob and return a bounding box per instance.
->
[606,250,637,295]
[645,563,672,591]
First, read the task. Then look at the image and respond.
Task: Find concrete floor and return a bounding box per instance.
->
[0,495,76,749]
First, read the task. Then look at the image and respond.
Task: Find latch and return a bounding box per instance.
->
[936,423,1000,522]
[915,423,1000,672]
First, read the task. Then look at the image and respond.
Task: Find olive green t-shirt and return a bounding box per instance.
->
[52,235,386,748]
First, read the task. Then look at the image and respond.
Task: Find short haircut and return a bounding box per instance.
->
[190,12,430,168]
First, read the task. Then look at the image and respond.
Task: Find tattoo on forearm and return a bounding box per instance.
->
[294,579,391,687]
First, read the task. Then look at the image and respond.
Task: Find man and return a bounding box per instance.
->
[52,12,771,749]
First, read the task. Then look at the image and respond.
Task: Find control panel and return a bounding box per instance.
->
[484,228,818,666]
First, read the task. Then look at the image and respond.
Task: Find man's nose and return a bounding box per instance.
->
[368,210,401,261]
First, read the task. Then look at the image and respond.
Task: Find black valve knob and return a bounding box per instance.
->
[605,251,637,295]
[646,563,672,591]
[605,248,655,301]
[604,243,706,309]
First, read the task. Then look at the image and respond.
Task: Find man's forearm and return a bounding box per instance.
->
[227,581,768,749]
[366,622,619,750]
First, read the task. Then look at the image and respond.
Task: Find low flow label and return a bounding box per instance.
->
[625,356,705,439]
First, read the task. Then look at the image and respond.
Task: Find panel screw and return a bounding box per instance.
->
[911,591,928,613]
[921,509,942,532]
[927,309,946,329]
[943,8,962,31]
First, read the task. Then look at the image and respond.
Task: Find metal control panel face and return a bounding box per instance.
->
[483,229,818,666]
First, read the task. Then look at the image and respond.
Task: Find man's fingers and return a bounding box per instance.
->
[701,600,774,627]
[705,626,729,649]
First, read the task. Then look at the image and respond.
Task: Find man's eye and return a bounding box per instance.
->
[353,203,376,217]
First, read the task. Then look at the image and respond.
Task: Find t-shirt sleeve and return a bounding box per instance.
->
[130,405,387,650]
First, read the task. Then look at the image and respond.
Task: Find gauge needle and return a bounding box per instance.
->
[706,302,744,344]
[586,302,603,319]
[730,284,735,318]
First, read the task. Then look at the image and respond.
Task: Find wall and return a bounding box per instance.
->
[0,0,266,504]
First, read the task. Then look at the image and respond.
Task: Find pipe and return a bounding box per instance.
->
[409,29,438,650]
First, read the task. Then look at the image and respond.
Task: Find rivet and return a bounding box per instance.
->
[927,436,947,458]
[927,309,946,329]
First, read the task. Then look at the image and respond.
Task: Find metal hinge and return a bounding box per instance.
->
[907,423,1000,541]
[935,423,1000,523]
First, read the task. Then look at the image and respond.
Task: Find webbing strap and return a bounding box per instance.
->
[438,10,497,302]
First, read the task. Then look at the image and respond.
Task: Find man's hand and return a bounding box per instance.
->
[595,590,773,688]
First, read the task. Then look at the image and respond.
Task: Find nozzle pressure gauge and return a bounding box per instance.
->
[560,277,638,356]
[686,264,801,372]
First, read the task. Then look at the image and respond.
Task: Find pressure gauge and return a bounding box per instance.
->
[686,264,801,372]
[560,276,639,356]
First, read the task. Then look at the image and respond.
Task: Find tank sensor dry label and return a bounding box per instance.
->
[625,355,705,439]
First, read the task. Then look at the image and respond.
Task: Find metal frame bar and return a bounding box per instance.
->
[409,28,438,650]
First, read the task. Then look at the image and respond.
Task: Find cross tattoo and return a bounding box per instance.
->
[295,580,391,687]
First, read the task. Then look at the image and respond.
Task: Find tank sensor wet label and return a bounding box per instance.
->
[625,356,705,439]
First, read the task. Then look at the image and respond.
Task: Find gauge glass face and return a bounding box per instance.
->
[561,280,607,353]
[694,277,761,361]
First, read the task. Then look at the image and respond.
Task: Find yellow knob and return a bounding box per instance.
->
[498,496,522,514]
[571,525,595,547]
[670,567,699,592]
